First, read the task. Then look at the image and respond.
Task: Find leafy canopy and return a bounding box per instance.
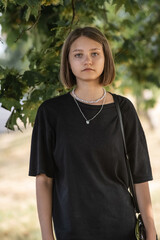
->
[0,0,160,130]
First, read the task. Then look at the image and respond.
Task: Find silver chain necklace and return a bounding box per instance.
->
[72,93,106,124]
[72,87,106,104]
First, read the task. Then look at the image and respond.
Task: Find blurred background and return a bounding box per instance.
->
[0,0,160,239]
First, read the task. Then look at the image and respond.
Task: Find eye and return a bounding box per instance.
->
[91,52,99,57]
[74,53,83,58]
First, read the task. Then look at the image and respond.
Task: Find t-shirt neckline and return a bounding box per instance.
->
[67,91,115,109]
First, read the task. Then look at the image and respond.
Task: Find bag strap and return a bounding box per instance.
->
[111,93,140,214]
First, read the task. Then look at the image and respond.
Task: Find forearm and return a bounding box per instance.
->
[135,182,157,239]
[36,174,55,240]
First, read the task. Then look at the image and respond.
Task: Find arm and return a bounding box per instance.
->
[135,182,157,240]
[36,173,55,240]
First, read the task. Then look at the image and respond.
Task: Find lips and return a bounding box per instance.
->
[82,68,94,71]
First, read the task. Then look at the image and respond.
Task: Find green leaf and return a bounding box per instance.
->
[16,0,39,7]
[25,6,31,21]
[112,0,125,13]
[30,5,40,18]
[1,0,8,11]
[0,65,5,79]
[22,100,41,125]
[0,98,21,111]
[124,0,140,15]
[122,19,133,27]
[15,0,26,6]
[112,0,140,15]
[26,0,40,6]
[22,70,44,86]
[5,109,22,131]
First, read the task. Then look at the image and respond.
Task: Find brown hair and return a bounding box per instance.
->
[60,27,115,89]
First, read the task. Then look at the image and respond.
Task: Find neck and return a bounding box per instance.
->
[73,83,105,101]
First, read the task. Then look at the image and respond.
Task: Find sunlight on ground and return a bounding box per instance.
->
[0,115,159,239]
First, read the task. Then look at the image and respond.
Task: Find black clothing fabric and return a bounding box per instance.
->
[29,91,153,240]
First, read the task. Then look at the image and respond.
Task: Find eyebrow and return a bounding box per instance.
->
[72,48,101,52]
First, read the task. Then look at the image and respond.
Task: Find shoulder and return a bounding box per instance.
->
[34,92,69,124]
[111,92,136,113]
[38,92,69,112]
[112,93,142,129]
[110,92,139,123]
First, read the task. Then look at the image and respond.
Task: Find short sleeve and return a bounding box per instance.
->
[29,103,56,178]
[121,98,153,184]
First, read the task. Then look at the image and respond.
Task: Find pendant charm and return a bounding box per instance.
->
[86,120,90,124]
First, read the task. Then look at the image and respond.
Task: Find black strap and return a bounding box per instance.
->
[111,93,140,214]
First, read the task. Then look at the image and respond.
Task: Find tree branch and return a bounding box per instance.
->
[14,10,41,43]
[68,0,76,33]
[71,0,75,26]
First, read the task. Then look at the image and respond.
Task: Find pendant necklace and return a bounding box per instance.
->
[72,89,107,124]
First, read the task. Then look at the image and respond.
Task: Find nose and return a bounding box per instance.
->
[84,54,92,65]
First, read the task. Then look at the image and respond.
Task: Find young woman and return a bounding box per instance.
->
[29,27,157,240]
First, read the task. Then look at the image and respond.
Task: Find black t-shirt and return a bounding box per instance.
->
[29,91,153,240]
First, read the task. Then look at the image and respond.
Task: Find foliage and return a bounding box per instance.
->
[0,0,160,130]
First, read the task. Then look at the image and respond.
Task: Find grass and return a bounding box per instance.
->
[0,118,160,239]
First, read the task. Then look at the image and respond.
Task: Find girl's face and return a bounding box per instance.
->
[69,36,105,84]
